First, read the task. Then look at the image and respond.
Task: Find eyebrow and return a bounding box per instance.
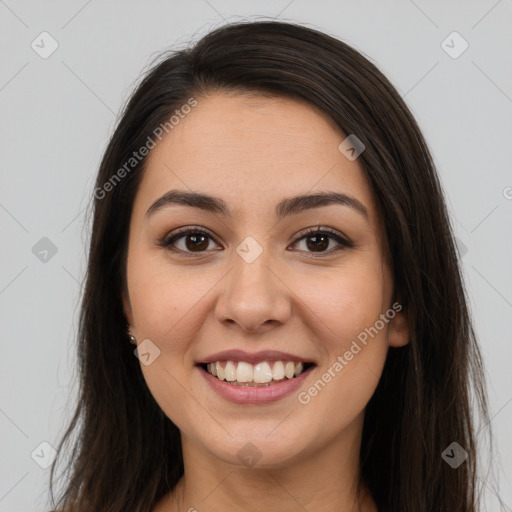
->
[145,189,368,220]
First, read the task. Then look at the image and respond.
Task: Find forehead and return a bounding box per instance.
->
[134,92,379,226]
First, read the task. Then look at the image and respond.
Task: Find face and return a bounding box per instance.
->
[123,92,409,468]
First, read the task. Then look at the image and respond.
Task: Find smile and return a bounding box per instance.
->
[197,360,316,404]
[201,360,314,387]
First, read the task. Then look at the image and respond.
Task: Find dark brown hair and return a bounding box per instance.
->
[49,20,491,511]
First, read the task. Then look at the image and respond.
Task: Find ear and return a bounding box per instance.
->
[388,302,410,348]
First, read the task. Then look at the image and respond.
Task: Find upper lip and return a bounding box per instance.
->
[196,350,315,365]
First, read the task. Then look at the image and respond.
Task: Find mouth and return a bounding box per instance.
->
[197,360,316,387]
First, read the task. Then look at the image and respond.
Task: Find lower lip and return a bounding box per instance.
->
[198,365,315,404]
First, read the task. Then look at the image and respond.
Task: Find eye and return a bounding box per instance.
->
[291,227,353,256]
[159,227,220,255]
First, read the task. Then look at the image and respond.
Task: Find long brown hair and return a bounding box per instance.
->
[49,20,491,511]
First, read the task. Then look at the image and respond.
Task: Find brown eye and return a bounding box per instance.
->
[292,227,353,255]
[305,234,330,252]
[160,228,220,255]
[182,233,210,251]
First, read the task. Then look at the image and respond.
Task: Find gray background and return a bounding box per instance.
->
[0,0,511,510]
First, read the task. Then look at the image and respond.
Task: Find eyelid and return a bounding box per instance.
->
[165,225,218,241]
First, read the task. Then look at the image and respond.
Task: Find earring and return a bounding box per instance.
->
[126,324,137,344]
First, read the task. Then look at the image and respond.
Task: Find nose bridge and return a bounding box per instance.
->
[215,238,291,332]
[234,241,274,292]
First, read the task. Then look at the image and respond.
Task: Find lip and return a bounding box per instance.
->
[196,349,314,365]
[198,363,316,404]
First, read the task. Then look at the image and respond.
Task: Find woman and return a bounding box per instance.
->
[49,20,490,511]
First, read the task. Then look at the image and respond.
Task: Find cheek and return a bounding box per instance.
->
[126,250,209,428]
[125,250,218,424]
[292,262,390,414]
[294,262,389,352]
[126,247,221,347]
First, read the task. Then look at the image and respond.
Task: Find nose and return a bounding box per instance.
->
[214,248,292,334]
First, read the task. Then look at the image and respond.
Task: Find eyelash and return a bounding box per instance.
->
[158,226,354,258]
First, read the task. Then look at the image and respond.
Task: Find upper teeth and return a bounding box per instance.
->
[207,361,305,383]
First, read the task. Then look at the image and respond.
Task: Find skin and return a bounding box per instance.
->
[122,91,410,512]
